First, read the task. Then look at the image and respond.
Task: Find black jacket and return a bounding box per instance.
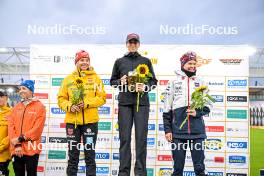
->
[110,52,157,106]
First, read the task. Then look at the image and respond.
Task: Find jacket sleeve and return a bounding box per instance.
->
[110,59,121,87]
[83,76,106,108]
[195,106,210,118]
[145,59,158,92]
[24,104,46,141]
[162,80,174,134]
[8,107,20,141]
[0,136,9,152]
[57,78,72,112]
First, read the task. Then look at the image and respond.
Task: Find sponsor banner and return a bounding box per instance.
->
[98,120,112,133]
[48,150,67,160]
[156,150,174,165]
[156,167,173,176]
[51,77,64,87]
[156,134,171,150]
[146,150,157,164]
[204,153,225,167]
[205,137,225,152]
[226,122,248,137]
[226,139,248,153]
[147,136,156,149]
[45,161,67,176]
[148,120,157,135]
[204,77,225,91]
[98,105,112,117]
[226,77,248,91]
[204,122,225,137]
[96,133,112,149]
[148,92,157,103]
[226,92,248,107]
[95,151,111,163]
[227,109,248,120]
[210,94,225,104]
[227,154,248,168]
[48,118,66,133]
[110,165,119,176]
[30,75,50,88]
[30,45,250,175]
[225,169,248,176]
[204,107,225,121]
[96,165,110,175]
[111,134,120,149]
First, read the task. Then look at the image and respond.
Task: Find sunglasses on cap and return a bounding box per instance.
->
[185,51,197,58]
[128,39,139,44]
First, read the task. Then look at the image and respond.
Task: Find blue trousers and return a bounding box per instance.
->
[171,138,206,176]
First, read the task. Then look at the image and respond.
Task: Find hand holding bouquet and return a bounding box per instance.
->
[71,77,85,128]
[179,85,215,130]
[127,64,153,112]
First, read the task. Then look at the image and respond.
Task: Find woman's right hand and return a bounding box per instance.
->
[120,75,127,85]
[165,132,172,142]
[70,105,80,113]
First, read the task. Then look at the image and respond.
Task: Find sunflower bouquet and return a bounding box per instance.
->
[71,76,85,128]
[179,85,215,130]
[127,64,153,112]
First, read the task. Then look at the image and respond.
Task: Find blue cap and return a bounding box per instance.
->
[20,80,35,93]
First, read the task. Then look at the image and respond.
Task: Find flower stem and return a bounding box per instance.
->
[136,92,140,112]
[179,116,188,129]
[75,112,77,129]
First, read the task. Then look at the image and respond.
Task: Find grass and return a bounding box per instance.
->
[250,127,264,176]
[8,162,14,176]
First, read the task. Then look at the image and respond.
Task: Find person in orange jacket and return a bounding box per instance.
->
[8,80,46,176]
[58,50,106,176]
[0,91,11,176]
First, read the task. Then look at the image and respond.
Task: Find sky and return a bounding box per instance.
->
[0,0,263,47]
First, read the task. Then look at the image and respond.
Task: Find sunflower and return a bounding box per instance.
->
[73,77,85,88]
[195,85,208,92]
[136,64,149,77]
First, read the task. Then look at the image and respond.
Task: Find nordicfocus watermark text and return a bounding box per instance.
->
[72,83,157,93]
[160,24,238,35]
[26,140,230,151]
[27,24,106,35]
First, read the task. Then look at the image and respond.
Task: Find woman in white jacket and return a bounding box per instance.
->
[163,51,210,176]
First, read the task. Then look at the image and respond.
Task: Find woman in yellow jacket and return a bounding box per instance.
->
[0,91,11,176]
[58,50,106,176]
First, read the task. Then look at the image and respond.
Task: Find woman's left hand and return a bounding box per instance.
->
[77,101,84,108]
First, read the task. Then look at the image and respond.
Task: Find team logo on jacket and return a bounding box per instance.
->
[174,86,183,95]
[194,82,200,87]
[87,78,94,83]
[85,128,95,135]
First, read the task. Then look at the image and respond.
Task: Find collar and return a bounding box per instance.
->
[73,67,96,77]
[175,70,196,80]
[124,52,141,58]
[21,96,38,106]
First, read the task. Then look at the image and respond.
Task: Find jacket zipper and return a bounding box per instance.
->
[187,77,191,134]
[20,105,28,135]
[78,70,85,125]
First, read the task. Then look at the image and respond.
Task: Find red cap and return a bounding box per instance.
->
[75,50,90,64]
